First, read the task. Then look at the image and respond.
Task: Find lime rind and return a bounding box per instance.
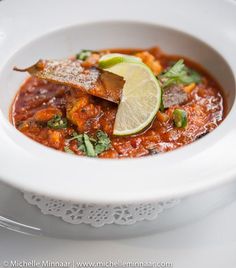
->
[99,53,141,69]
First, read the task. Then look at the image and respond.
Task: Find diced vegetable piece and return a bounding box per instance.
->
[17,121,30,131]
[135,51,163,75]
[76,50,92,61]
[48,130,63,148]
[34,107,62,122]
[66,96,101,132]
[173,109,188,128]
[47,115,67,129]
[157,111,169,122]
[183,82,196,93]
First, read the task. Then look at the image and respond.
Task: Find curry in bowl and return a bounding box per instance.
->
[11,47,224,158]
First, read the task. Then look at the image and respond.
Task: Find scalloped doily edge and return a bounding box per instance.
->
[23,192,180,227]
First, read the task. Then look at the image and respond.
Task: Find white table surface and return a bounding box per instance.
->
[0,200,236,268]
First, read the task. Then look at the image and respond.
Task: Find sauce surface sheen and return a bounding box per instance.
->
[11,48,224,158]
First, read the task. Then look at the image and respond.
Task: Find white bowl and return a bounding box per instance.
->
[0,21,236,205]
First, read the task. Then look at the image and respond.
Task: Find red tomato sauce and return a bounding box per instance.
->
[10,48,224,158]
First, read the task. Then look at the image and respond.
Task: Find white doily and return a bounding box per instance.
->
[23,193,180,227]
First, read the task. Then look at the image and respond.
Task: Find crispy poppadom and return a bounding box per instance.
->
[14,59,125,103]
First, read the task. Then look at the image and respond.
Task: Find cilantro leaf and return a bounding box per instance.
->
[163,59,185,79]
[159,59,201,88]
[83,134,97,157]
[66,131,111,157]
[67,132,83,142]
[186,69,201,83]
[94,130,111,155]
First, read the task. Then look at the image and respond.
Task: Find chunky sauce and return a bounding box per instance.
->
[11,48,224,158]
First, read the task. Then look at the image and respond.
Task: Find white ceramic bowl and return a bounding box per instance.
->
[0,20,236,204]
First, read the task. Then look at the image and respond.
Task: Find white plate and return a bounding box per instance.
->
[1,180,236,240]
[0,0,236,205]
[1,195,236,267]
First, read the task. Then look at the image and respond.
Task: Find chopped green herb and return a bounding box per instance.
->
[159,59,201,88]
[67,132,83,142]
[64,146,75,154]
[76,50,92,61]
[83,134,97,157]
[66,130,111,157]
[187,69,201,84]
[173,109,188,128]
[94,130,111,155]
[47,115,67,129]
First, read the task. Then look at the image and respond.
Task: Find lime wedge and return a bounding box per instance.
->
[99,54,161,136]
[99,53,141,69]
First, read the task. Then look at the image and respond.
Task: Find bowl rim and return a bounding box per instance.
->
[0,19,236,204]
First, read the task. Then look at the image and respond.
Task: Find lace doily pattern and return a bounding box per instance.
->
[23,193,180,227]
